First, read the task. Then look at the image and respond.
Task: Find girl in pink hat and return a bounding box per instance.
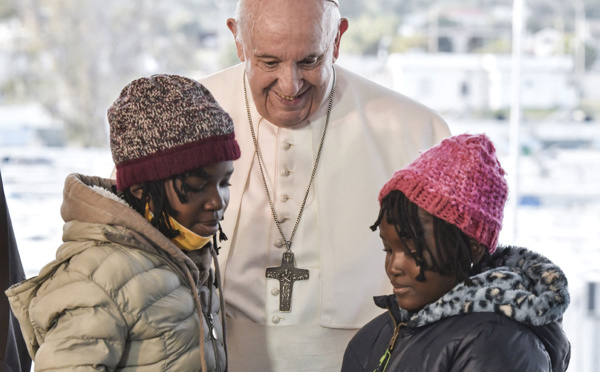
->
[342,133,570,372]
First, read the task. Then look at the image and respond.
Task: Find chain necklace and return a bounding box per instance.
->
[243,66,337,312]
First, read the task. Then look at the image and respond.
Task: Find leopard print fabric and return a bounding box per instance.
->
[402,246,570,328]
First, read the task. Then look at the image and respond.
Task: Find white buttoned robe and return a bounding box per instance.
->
[200,64,451,372]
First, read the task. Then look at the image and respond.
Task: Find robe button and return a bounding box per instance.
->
[282,142,292,150]
[280,194,290,202]
[271,316,281,324]
[271,288,280,296]
[280,168,291,177]
[274,239,285,248]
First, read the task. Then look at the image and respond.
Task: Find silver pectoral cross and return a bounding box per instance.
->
[266,251,309,312]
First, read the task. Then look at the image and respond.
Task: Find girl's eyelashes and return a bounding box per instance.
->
[180,179,207,193]
[187,185,206,193]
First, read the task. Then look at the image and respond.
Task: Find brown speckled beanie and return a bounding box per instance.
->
[108,74,240,191]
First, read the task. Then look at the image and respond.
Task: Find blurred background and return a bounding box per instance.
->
[0,0,599,370]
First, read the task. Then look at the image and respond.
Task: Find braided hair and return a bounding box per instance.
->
[119,168,211,239]
[371,190,488,283]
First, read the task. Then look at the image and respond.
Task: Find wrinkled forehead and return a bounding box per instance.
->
[244,0,337,40]
[244,0,332,14]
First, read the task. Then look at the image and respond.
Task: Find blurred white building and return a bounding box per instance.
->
[386,53,578,115]
[0,104,65,147]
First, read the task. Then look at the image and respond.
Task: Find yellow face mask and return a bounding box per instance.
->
[145,204,212,251]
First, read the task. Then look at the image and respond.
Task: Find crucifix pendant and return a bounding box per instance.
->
[266,251,309,312]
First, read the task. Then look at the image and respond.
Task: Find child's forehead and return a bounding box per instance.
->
[382,216,412,237]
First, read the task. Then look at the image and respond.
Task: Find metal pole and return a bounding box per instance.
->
[590,281,600,372]
[506,0,523,244]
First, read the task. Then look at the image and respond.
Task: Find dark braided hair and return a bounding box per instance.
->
[371,190,488,283]
[119,168,213,239]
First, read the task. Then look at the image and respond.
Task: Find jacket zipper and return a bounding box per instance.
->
[115,247,218,370]
[102,232,220,371]
[374,309,406,372]
[205,310,223,372]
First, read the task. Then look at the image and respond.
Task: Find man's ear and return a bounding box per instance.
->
[129,184,144,200]
[227,18,246,62]
[332,17,349,62]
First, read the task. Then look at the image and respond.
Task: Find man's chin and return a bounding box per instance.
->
[266,112,311,128]
[263,94,314,127]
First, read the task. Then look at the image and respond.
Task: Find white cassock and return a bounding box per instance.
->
[200,63,451,372]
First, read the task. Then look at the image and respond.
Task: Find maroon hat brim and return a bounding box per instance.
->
[115,132,240,191]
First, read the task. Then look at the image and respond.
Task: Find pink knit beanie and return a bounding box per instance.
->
[108,74,241,191]
[378,133,508,253]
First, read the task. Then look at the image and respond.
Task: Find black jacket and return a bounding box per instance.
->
[342,246,571,372]
[1,170,32,372]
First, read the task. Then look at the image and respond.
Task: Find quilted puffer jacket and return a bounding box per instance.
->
[342,246,571,372]
[6,174,226,371]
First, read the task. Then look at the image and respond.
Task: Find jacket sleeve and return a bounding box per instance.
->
[341,314,392,372]
[29,278,128,371]
[450,320,552,372]
[342,340,369,372]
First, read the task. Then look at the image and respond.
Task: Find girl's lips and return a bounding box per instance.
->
[392,284,411,296]
[197,220,219,236]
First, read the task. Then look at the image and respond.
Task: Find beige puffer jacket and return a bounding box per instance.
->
[6,174,226,371]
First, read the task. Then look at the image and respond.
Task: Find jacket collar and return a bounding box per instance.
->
[374,246,570,328]
[61,173,204,284]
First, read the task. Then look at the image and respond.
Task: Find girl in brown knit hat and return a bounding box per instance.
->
[342,133,570,372]
[6,74,240,371]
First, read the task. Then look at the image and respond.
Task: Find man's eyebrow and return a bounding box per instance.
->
[253,53,279,59]
[253,53,324,61]
[300,54,323,61]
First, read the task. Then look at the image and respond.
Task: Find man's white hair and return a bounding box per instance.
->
[233,0,341,46]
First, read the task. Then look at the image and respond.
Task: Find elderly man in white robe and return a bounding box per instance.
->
[200,0,451,370]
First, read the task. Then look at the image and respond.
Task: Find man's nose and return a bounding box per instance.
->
[277,65,302,96]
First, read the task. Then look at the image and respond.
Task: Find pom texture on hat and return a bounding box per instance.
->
[378,133,508,253]
[108,74,240,190]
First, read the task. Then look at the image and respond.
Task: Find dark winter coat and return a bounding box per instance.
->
[342,246,571,372]
[1,170,32,372]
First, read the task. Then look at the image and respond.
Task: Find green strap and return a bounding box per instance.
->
[373,348,391,372]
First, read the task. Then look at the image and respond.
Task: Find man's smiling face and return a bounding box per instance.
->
[231,0,346,128]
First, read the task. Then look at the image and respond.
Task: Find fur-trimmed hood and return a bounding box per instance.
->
[375,246,569,328]
[372,245,570,371]
[342,246,571,372]
[59,173,212,283]
[6,173,226,371]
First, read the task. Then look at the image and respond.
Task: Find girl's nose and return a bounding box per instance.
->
[387,251,408,276]
[205,188,225,211]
